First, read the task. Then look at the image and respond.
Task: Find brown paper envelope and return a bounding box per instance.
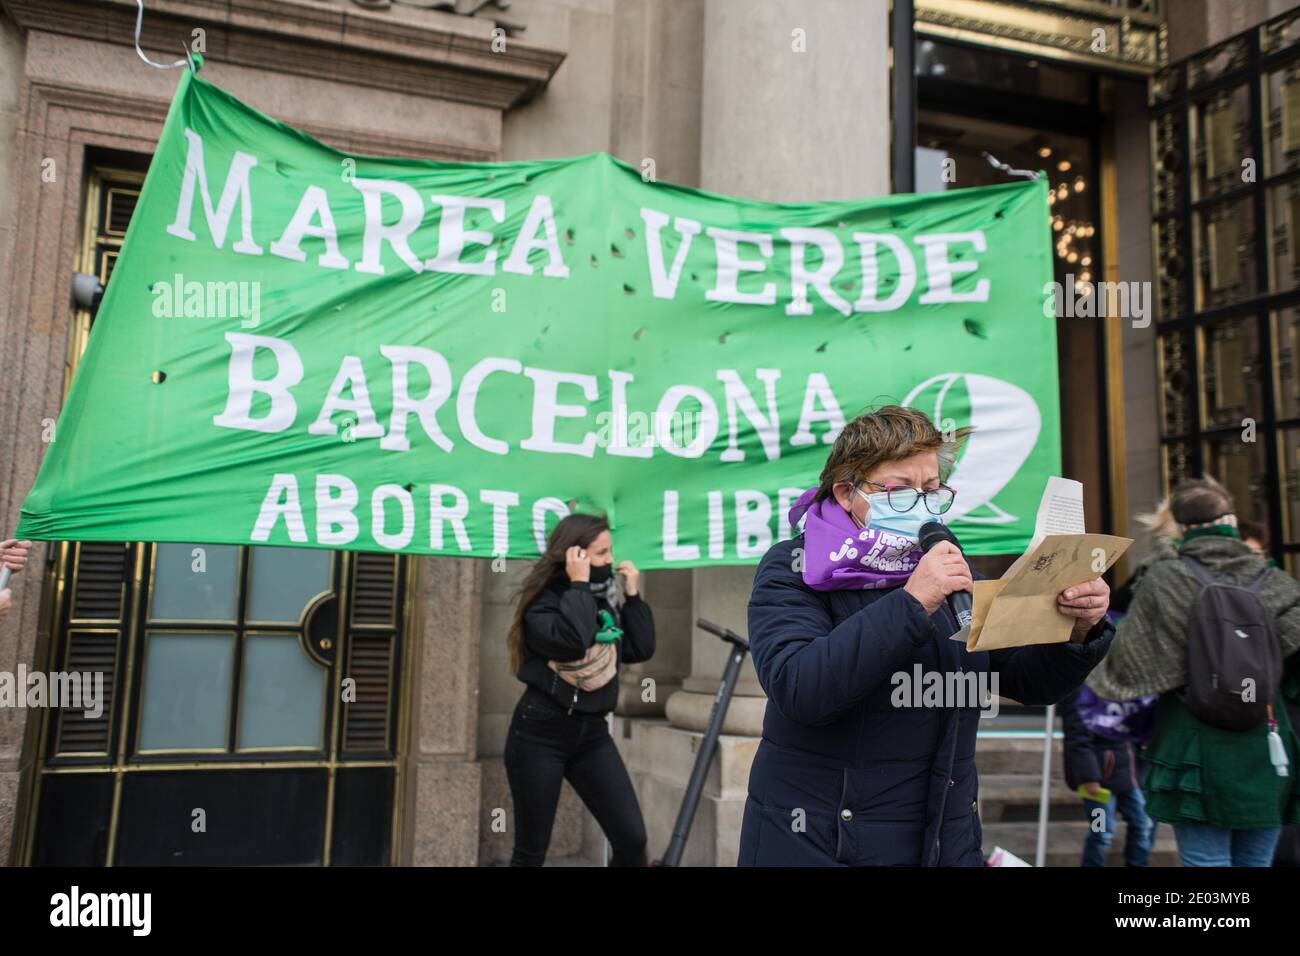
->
[969,592,1074,651]
[966,579,1007,649]
[966,533,1133,652]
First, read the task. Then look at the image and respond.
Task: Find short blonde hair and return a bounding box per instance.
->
[815,405,970,502]
[1135,496,1179,540]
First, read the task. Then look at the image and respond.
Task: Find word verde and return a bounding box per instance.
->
[167,126,997,316]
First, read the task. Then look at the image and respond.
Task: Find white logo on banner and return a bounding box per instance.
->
[903,373,1042,526]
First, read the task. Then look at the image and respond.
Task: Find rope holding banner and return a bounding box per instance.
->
[981,152,1043,181]
[134,0,194,73]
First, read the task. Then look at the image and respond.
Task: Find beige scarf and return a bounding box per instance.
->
[548,641,617,691]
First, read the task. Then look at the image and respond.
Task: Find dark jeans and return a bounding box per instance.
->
[503,688,648,866]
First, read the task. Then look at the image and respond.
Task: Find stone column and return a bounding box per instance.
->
[664,0,892,737]
[402,555,485,867]
[617,568,691,716]
[665,566,766,733]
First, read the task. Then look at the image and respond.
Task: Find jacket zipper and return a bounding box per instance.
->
[547,670,578,716]
[926,613,961,866]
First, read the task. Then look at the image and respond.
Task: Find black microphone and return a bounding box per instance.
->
[918,521,972,628]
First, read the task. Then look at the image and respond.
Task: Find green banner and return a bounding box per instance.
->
[17,70,1060,568]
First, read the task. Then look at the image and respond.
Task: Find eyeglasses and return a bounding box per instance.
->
[859,479,956,515]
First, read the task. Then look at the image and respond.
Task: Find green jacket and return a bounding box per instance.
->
[1144,693,1300,828]
[1092,533,1300,828]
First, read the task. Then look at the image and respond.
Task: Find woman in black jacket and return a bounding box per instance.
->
[504,513,655,866]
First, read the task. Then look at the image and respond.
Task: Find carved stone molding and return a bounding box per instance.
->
[916,0,1166,75]
[0,0,566,111]
[346,0,526,37]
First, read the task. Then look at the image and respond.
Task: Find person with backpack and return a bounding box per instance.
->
[1088,477,1300,866]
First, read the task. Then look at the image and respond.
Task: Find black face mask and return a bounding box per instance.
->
[588,563,614,584]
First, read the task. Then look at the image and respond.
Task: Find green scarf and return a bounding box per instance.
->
[1178,524,1240,543]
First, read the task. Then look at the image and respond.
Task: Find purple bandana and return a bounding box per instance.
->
[1073,685,1157,745]
[788,487,923,592]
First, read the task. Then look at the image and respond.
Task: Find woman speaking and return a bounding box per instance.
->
[739,405,1114,866]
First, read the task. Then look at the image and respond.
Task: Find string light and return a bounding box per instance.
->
[1031,141,1093,277]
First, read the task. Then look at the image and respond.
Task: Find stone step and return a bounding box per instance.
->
[976,709,1057,733]
[977,773,1085,822]
[981,821,1181,868]
[975,734,1064,775]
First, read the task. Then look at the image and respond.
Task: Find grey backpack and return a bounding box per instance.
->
[1180,556,1282,731]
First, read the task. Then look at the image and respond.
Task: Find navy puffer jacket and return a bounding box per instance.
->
[738,536,1114,867]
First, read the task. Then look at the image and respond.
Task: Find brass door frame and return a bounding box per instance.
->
[915,0,1165,77]
[1100,77,1131,582]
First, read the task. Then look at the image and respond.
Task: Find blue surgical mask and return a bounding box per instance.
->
[853,486,938,540]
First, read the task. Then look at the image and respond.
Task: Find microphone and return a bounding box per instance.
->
[919,521,972,628]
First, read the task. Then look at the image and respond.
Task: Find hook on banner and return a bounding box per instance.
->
[134,0,195,73]
[981,152,1042,181]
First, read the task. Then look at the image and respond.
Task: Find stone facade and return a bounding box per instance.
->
[1,0,1290,866]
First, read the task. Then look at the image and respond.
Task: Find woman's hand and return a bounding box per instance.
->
[0,588,11,618]
[902,541,972,615]
[565,545,591,583]
[1,539,32,573]
[616,560,640,596]
[1058,577,1110,642]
